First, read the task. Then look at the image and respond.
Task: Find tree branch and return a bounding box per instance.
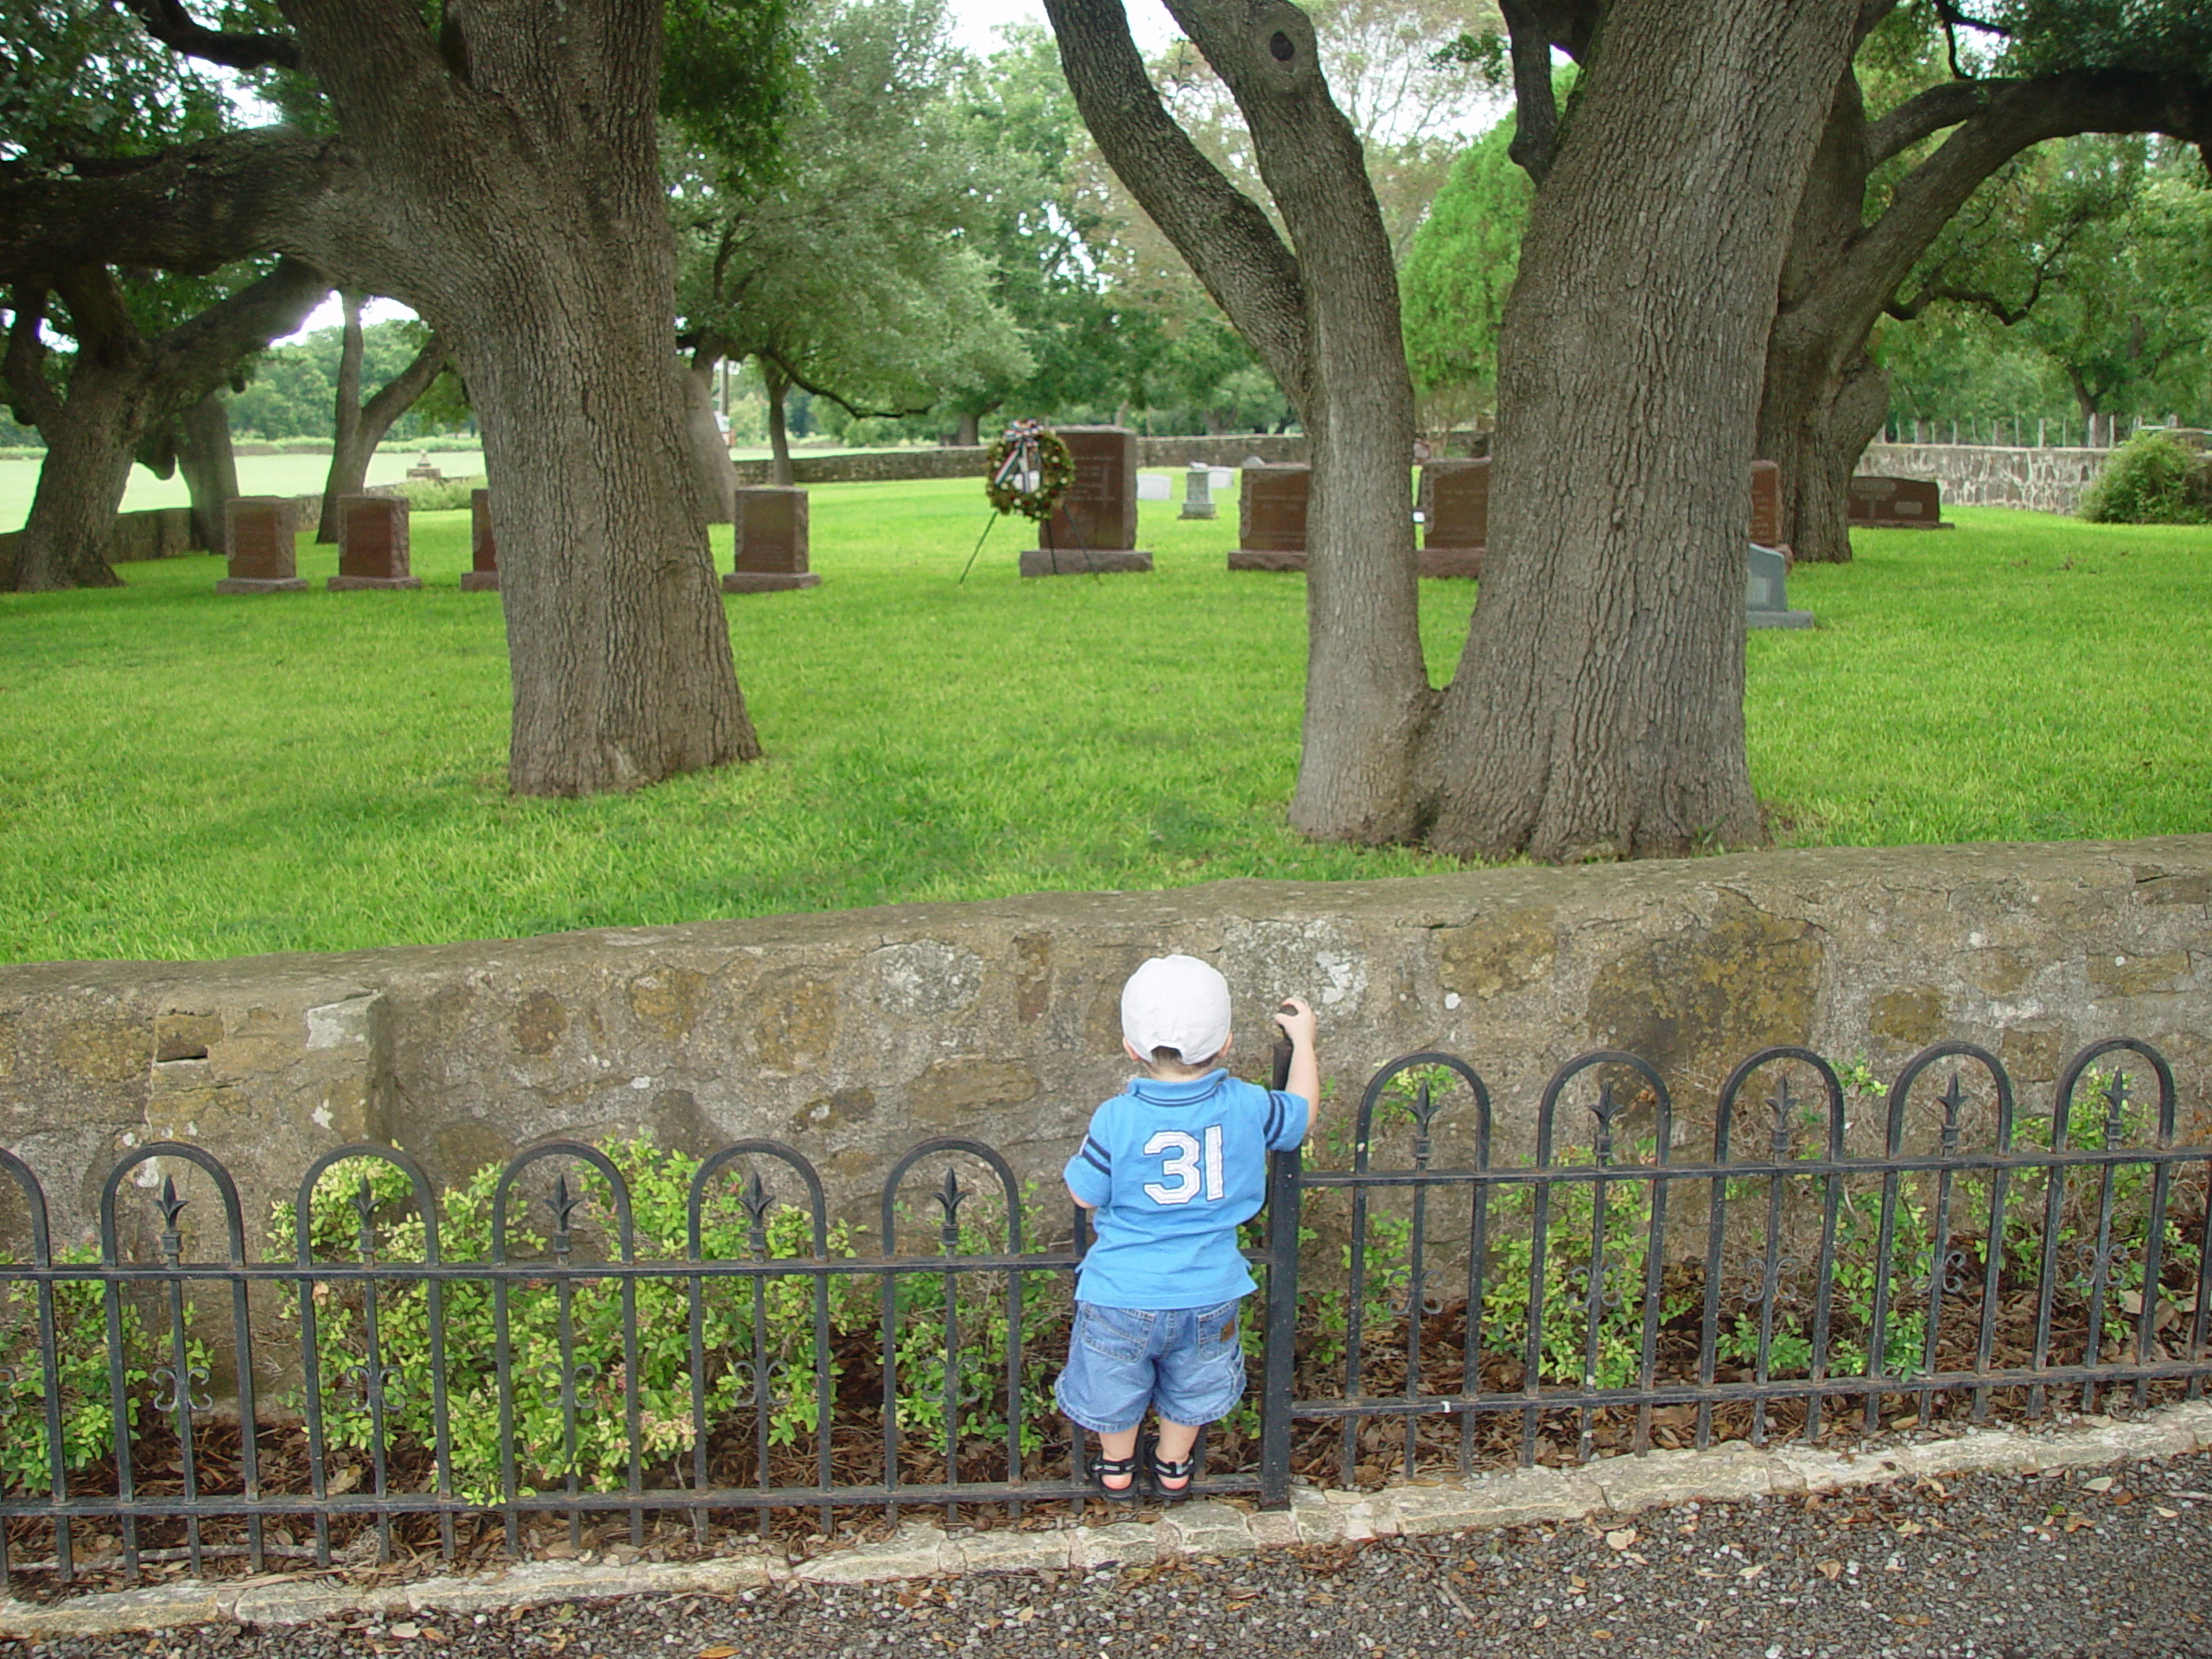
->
[1863,80,1990,167]
[358,326,448,448]
[1039,0,1313,413]
[760,349,931,422]
[1794,67,2212,359]
[118,0,305,72]
[1498,0,1563,183]
[147,257,331,413]
[2,286,62,430]
[0,129,342,283]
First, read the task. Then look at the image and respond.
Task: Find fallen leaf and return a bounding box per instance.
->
[2111,1491,2135,1507]
[1817,1560,1842,1581]
[1591,1631,1612,1641]
[2083,1476,2115,1493]
[2156,1506,2180,1518]
[1897,1614,1931,1628]
[1738,1564,1765,1582]
[698,1648,741,1657]
[1895,1521,1923,1537]
[1569,1574,1588,1591]
[1604,1529,1637,1552]
[1531,1616,1548,1630]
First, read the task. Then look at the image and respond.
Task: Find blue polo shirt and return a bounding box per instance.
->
[1064,1070,1309,1309]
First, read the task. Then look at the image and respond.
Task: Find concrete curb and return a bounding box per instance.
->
[4,1401,2206,1640]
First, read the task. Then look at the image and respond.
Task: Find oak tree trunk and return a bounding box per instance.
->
[13,374,139,591]
[1046,0,1433,842]
[761,359,795,487]
[263,0,759,794]
[3,261,324,590]
[1419,0,1862,861]
[173,391,239,550]
[318,293,369,541]
[681,349,738,523]
[318,294,448,540]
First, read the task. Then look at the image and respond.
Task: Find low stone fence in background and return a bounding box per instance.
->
[3,836,2209,1255]
[729,434,1307,487]
[1859,442,2109,515]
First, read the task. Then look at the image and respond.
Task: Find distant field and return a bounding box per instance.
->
[0,486,2206,963]
[0,442,890,531]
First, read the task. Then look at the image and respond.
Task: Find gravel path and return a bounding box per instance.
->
[5,1450,2209,1659]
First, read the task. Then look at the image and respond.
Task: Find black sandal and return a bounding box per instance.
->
[1084,1446,1143,1503]
[1141,1433,1197,1503]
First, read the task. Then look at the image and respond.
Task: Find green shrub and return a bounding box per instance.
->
[392,475,486,512]
[2080,431,2212,524]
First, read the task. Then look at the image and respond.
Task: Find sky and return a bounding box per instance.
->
[281,0,1179,343]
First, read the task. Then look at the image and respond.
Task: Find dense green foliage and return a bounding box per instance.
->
[0,484,2206,963]
[2078,430,2212,524]
[1398,111,1530,439]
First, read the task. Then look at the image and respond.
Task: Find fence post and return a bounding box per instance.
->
[1257,1035,1302,1510]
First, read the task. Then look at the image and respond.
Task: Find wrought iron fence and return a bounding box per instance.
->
[0,1037,2205,1589]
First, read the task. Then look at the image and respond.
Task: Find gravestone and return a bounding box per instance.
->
[461,489,499,591]
[215,497,307,593]
[1023,425,1150,576]
[1746,543,1814,628]
[328,496,421,590]
[1230,462,1310,572]
[1179,461,1218,520]
[722,486,819,593]
[1847,474,1950,528]
[1749,459,1783,549]
[1420,458,1488,579]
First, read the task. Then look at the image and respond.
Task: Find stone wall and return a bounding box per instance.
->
[1858,442,2110,516]
[3,837,2209,1255]
[728,435,1308,487]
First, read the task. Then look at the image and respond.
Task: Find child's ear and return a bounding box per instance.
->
[1123,1039,1147,1065]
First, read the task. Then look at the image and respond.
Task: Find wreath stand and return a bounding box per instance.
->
[958,421,1101,583]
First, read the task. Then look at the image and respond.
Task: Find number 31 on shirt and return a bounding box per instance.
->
[1142,1126,1225,1205]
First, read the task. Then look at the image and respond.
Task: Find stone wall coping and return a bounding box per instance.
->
[7,833,2207,985]
[4,1401,2204,1637]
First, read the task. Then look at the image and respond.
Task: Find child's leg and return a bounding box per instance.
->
[1095,1427,1141,1491]
[1148,1418,1201,1491]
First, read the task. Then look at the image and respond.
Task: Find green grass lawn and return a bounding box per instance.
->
[0,481,2205,963]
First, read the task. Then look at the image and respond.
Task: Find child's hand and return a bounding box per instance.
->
[1273,995,1317,1050]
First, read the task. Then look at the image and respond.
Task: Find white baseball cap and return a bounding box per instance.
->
[1121,955,1232,1064]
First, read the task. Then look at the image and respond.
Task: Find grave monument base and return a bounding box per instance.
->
[1228,550,1307,572]
[721,571,822,594]
[213,576,308,594]
[1749,609,1817,629]
[1020,549,1152,577]
[327,575,423,592]
[1418,547,1484,580]
[458,571,500,593]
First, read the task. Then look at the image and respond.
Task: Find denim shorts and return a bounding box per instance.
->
[1053,1298,1247,1433]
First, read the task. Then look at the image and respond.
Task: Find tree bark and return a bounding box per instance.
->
[1046,0,1433,842]
[682,340,739,523]
[318,293,447,540]
[173,391,238,550]
[761,358,794,487]
[1419,0,1863,861]
[5,281,139,591]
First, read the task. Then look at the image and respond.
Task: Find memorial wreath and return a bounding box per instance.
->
[984,419,1073,522]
